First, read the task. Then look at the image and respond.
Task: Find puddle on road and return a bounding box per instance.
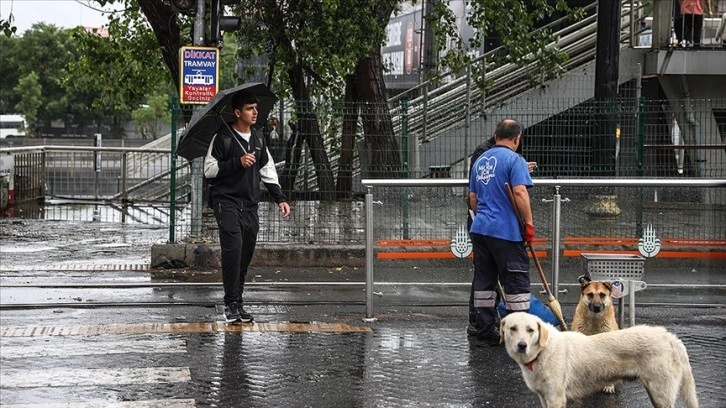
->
[92,243,132,248]
[0,244,58,253]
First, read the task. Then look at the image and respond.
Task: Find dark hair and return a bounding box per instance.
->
[231,91,259,109]
[494,119,522,141]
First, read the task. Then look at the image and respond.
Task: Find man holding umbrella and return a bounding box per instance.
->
[203,90,291,323]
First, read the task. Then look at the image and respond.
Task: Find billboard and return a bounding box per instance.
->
[382,1,485,90]
[382,4,423,90]
[179,46,219,104]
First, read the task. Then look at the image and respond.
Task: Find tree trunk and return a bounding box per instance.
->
[280,123,305,195]
[336,74,359,198]
[355,44,401,179]
[138,0,185,118]
[287,63,336,200]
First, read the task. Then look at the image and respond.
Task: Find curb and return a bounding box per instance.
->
[151,242,366,269]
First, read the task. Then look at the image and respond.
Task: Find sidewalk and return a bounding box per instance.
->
[1,219,725,407]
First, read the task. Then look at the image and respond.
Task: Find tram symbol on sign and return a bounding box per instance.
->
[184,70,214,86]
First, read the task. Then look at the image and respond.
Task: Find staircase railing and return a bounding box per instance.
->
[388,1,645,145]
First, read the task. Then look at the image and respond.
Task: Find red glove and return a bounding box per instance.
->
[523,223,535,243]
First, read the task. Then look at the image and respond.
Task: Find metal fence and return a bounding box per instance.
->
[1,146,190,226]
[1,97,724,244]
[360,179,726,318]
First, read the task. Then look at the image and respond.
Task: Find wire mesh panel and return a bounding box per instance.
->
[581,253,645,280]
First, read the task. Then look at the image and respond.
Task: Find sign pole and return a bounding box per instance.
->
[93,133,102,222]
[189,0,206,238]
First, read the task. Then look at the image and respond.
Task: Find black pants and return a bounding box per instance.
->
[467,214,502,328]
[214,203,259,305]
[683,14,704,45]
[674,16,683,43]
[470,233,531,337]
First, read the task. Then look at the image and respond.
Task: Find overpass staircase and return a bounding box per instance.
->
[385,0,647,178]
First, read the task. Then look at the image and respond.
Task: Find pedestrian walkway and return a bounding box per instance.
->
[1,303,725,407]
[1,219,725,407]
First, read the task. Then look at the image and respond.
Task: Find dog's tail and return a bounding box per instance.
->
[679,344,699,408]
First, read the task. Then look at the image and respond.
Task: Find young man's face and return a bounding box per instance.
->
[235,103,258,127]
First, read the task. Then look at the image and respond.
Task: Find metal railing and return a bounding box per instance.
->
[360,178,726,318]
[387,1,646,146]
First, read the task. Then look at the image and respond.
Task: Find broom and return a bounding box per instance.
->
[505,182,568,331]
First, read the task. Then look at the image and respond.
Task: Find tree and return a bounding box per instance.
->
[237,0,403,198]
[427,0,583,88]
[1,16,16,37]
[13,72,42,136]
[65,3,175,115]
[75,0,582,198]
[1,24,80,124]
[131,91,172,140]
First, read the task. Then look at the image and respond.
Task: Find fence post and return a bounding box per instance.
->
[169,96,179,244]
[364,185,375,321]
[93,133,102,221]
[40,150,47,198]
[550,186,563,298]
[636,96,644,237]
[401,99,410,239]
[121,152,128,202]
[465,65,471,159]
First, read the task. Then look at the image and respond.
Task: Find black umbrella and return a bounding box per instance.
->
[176,82,278,160]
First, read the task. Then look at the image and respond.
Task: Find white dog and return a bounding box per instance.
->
[500,312,698,408]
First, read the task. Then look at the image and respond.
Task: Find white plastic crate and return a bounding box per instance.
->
[581,253,645,281]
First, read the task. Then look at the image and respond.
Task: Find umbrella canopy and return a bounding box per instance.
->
[176,82,278,160]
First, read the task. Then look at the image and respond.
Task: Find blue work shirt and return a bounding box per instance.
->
[469,145,533,242]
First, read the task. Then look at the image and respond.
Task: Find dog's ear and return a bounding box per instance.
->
[499,317,506,345]
[537,321,549,348]
[602,281,613,293]
[578,275,591,288]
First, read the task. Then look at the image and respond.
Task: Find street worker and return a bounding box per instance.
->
[204,91,291,324]
[467,118,534,345]
[465,131,536,338]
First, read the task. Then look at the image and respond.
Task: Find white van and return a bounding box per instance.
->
[0,114,27,139]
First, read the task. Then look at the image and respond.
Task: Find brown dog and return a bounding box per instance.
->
[571,275,618,335]
[571,275,619,393]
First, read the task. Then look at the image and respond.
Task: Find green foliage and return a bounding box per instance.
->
[0,0,188,136]
[13,72,42,136]
[64,2,171,115]
[0,24,78,121]
[1,16,17,37]
[427,0,585,89]
[131,90,172,140]
[233,0,397,101]
[219,32,240,89]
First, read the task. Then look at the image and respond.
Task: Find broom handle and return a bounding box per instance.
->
[529,243,553,296]
[504,183,554,297]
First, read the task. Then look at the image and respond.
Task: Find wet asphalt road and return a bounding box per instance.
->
[1,219,725,407]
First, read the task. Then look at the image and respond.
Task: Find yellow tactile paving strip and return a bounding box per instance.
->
[0,322,372,337]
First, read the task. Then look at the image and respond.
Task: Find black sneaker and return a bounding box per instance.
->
[466,323,477,337]
[470,327,501,347]
[237,304,254,323]
[224,302,242,323]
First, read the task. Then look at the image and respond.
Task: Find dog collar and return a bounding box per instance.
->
[524,352,541,371]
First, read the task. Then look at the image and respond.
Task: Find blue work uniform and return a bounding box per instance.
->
[468,144,533,338]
